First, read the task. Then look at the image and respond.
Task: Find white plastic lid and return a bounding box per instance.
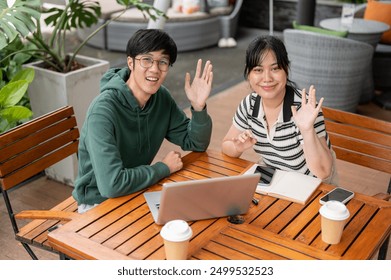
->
[160,220,193,242]
[319,200,350,221]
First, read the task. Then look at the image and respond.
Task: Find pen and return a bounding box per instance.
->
[252,197,259,205]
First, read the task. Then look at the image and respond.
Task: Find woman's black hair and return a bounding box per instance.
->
[244,35,290,81]
[126,29,177,65]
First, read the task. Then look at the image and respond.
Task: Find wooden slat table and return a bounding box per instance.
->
[47,150,391,260]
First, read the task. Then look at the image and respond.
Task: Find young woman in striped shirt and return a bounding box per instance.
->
[222,35,337,184]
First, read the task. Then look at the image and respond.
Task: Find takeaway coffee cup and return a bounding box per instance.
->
[319,200,350,244]
[160,220,193,260]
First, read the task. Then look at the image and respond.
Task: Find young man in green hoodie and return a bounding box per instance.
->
[73,29,213,213]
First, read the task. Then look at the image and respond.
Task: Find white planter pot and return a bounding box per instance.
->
[25,55,110,186]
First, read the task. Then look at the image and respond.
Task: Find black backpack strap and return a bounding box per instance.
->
[252,94,261,118]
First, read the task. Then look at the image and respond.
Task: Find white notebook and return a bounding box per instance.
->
[246,164,321,205]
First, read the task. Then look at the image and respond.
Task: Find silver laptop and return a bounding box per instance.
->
[144,173,261,225]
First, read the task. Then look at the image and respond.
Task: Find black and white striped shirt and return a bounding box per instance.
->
[233,86,331,177]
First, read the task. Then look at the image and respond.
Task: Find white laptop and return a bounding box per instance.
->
[144,173,261,225]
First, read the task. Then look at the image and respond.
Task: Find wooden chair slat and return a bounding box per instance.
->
[0,106,75,145]
[1,141,79,190]
[0,106,80,259]
[333,146,391,174]
[323,107,391,184]
[322,107,391,134]
[325,121,391,148]
[16,196,77,236]
[0,129,79,177]
[328,133,391,162]
[0,117,77,163]
[15,196,78,252]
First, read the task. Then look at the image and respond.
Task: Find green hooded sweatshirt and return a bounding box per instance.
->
[72,67,212,205]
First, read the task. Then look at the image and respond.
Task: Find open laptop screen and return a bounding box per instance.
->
[144,173,260,225]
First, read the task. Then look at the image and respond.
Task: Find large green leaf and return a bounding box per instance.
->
[114,0,167,20]
[44,0,101,31]
[0,105,32,123]
[0,0,41,50]
[10,67,34,83]
[0,80,29,107]
[116,0,137,6]
[0,117,8,132]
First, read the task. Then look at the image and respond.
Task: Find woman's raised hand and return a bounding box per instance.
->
[291,85,324,132]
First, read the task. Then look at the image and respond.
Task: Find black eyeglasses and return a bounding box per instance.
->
[134,56,170,72]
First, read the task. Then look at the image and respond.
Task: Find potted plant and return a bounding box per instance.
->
[0,36,36,133]
[0,0,164,122]
[0,0,165,185]
[0,0,164,71]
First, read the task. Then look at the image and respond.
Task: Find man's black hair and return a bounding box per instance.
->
[126,29,177,65]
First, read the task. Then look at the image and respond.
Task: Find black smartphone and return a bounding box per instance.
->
[254,166,276,186]
[319,187,354,205]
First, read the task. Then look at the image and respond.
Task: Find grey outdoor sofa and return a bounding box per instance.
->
[77,0,243,52]
[283,29,373,112]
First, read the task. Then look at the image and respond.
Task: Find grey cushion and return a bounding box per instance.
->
[292,21,348,38]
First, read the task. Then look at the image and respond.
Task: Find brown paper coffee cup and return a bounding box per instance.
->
[163,239,190,260]
[319,200,350,244]
[160,220,193,260]
[321,216,347,244]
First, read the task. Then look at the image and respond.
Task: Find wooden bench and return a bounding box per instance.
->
[322,106,391,259]
[0,106,80,259]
